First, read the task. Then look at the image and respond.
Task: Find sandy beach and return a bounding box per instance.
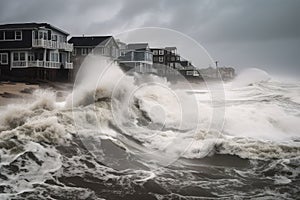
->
[0,81,73,107]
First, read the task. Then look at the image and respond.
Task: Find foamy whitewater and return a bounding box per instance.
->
[0,58,299,199]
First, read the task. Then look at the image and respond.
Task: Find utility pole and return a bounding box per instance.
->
[215,61,219,78]
[215,61,219,68]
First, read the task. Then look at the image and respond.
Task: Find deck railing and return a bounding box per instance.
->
[12,61,73,69]
[65,62,73,69]
[28,60,44,68]
[12,61,27,67]
[32,39,73,52]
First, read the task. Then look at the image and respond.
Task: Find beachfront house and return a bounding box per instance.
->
[68,36,119,78]
[118,43,154,74]
[70,36,119,59]
[150,46,202,79]
[151,47,181,67]
[0,23,73,81]
[151,47,182,77]
[69,36,119,59]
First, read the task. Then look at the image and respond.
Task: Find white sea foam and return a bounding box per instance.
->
[0,57,299,198]
[232,68,271,88]
[1,59,299,180]
[66,59,300,161]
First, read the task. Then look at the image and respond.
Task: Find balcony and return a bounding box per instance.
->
[32,39,73,52]
[64,62,73,69]
[119,50,153,65]
[12,61,73,69]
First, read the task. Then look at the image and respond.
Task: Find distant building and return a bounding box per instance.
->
[69,36,119,78]
[150,47,202,79]
[151,47,181,67]
[218,67,235,80]
[0,23,73,81]
[69,36,119,59]
[178,64,201,79]
[198,66,235,80]
[116,39,127,55]
[118,43,154,74]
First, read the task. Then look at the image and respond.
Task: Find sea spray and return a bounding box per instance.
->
[232,68,271,88]
[1,62,300,198]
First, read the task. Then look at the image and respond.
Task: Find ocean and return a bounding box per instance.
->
[0,59,299,199]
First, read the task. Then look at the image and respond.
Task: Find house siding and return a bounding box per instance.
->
[0,30,32,49]
[0,23,73,82]
[0,50,10,78]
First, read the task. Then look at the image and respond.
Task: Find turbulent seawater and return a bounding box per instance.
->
[0,64,300,199]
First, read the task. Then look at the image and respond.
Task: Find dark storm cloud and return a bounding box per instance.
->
[0,0,299,74]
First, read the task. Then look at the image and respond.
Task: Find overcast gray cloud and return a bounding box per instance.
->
[0,0,299,75]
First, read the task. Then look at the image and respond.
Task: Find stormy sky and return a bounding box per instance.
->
[0,0,299,75]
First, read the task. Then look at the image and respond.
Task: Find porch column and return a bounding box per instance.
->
[43,49,47,80]
[43,49,47,63]
[68,52,70,63]
[25,51,28,67]
[10,52,13,70]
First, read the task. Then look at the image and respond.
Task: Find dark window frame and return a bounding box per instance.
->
[5,30,14,40]
[15,31,22,40]
[13,52,26,61]
[0,53,8,64]
[0,31,4,40]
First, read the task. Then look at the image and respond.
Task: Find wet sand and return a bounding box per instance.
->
[0,81,73,107]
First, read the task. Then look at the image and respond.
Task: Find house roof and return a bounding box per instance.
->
[165,47,177,51]
[127,43,149,50]
[68,36,112,47]
[0,22,70,35]
[150,47,165,50]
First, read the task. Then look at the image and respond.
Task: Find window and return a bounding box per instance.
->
[87,48,93,54]
[153,50,158,55]
[159,50,164,55]
[59,35,66,42]
[159,56,164,62]
[43,32,47,40]
[120,50,125,56]
[5,31,14,40]
[52,35,58,41]
[146,52,152,62]
[13,52,26,61]
[171,56,175,61]
[20,52,25,61]
[50,52,59,62]
[81,48,88,55]
[28,53,34,61]
[0,31,22,41]
[153,57,158,62]
[0,31,4,40]
[32,31,38,40]
[13,52,18,61]
[0,53,8,64]
[15,31,22,40]
[38,32,43,39]
[186,71,193,75]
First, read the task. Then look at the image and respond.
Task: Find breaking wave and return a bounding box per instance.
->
[232,68,271,87]
[1,57,300,199]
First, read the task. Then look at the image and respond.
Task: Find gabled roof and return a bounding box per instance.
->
[0,22,70,35]
[68,36,112,47]
[127,43,149,50]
